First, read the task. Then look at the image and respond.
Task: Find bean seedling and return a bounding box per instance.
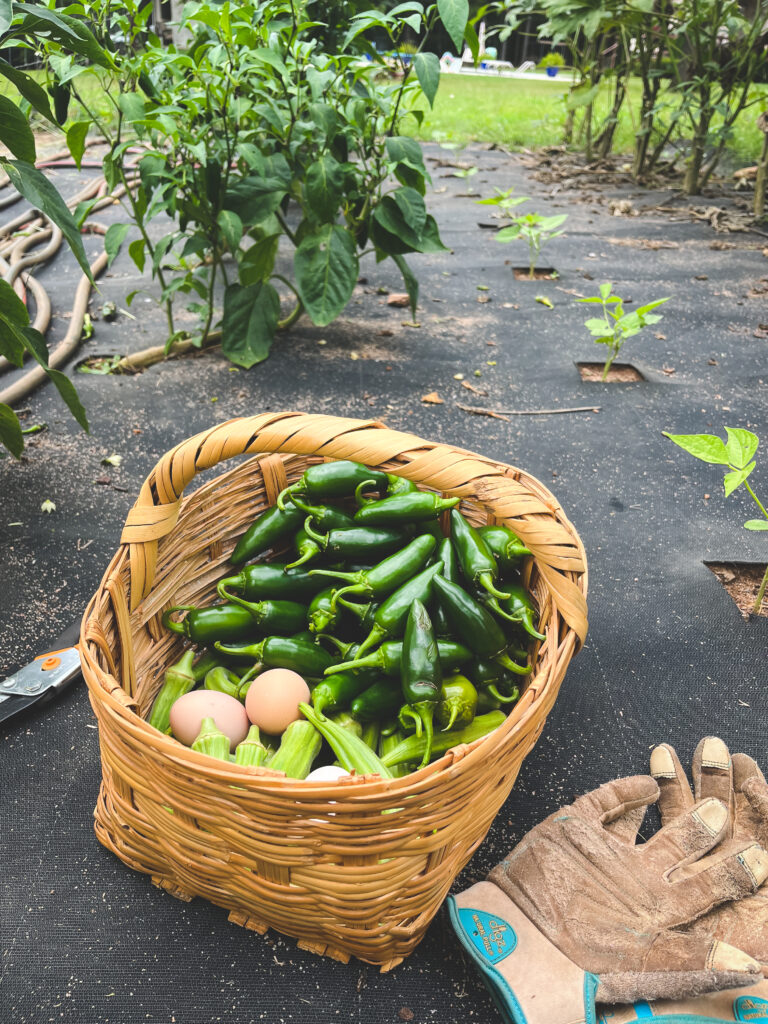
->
[578,283,669,380]
[495,212,567,279]
[663,426,768,614]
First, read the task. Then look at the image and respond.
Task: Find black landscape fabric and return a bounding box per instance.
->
[2,144,767,1023]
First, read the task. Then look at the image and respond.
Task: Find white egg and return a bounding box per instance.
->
[306,765,351,782]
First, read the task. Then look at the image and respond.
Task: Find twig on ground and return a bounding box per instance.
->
[456,403,601,420]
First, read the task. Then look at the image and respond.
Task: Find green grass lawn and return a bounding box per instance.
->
[404,72,768,168]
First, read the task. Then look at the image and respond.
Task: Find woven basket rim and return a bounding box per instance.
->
[80,413,588,795]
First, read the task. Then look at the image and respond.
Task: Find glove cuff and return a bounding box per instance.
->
[447,881,599,1024]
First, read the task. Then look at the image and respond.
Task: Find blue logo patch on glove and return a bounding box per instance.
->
[456,907,517,965]
[734,996,768,1022]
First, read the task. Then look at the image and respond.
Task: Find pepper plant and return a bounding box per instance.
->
[663,427,768,615]
[27,0,473,369]
[578,283,668,380]
[495,212,567,278]
[0,2,97,455]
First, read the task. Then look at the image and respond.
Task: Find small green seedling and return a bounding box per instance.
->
[477,187,530,213]
[663,426,768,614]
[495,212,568,279]
[578,283,669,380]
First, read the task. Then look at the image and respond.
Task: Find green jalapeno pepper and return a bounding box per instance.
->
[383,475,419,497]
[327,638,473,677]
[354,491,459,526]
[191,717,231,760]
[234,725,269,767]
[466,657,523,704]
[216,564,328,603]
[433,536,460,635]
[477,690,503,714]
[310,667,377,715]
[399,600,442,766]
[163,604,259,645]
[203,666,242,699]
[286,525,321,571]
[354,562,444,657]
[231,502,306,564]
[310,534,436,607]
[308,587,339,635]
[285,505,358,569]
[214,635,333,677]
[484,584,545,641]
[335,595,379,633]
[435,673,478,731]
[298,702,393,778]
[289,495,357,533]
[148,650,197,734]
[208,593,308,637]
[301,517,407,563]
[380,711,506,768]
[432,575,531,676]
[350,679,403,722]
[478,524,532,571]
[450,509,510,601]
[277,460,389,510]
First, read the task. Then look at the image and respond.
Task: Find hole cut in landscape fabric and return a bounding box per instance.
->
[704,562,768,620]
[510,267,558,281]
[576,363,645,383]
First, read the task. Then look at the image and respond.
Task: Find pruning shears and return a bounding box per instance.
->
[0,622,82,725]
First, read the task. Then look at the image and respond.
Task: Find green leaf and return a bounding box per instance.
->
[104,223,130,268]
[239,235,280,286]
[217,209,244,253]
[15,4,112,68]
[0,278,30,326]
[0,96,36,163]
[0,160,91,280]
[0,314,26,367]
[304,154,344,222]
[0,403,23,458]
[393,187,427,237]
[662,432,730,465]
[438,0,469,52]
[392,253,418,319]
[309,101,337,140]
[414,52,440,106]
[385,136,426,173]
[725,427,759,470]
[221,282,280,369]
[129,238,146,273]
[599,282,613,300]
[464,18,480,64]
[566,83,600,110]
[724,463,755,497]
[294,224,359,327]
[252,47,288,77]
[0,59,55,122]
[118,92,146,122]
[744,519,768,531]
[224,175,288,226]
[45,367,89,431]
[0,0,12,34]
[66,121,89,170]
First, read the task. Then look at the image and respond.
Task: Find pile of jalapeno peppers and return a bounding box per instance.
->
[156,459,542,776]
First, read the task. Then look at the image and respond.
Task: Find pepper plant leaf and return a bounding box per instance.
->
[0,96,36,163]
[437,0,469,52]
[304,154,344,223]
[0,59,55,121]
[414,52,440,107]
[294,224,359,327]
[392,253,419,319]
[725,427,759,469]
[723,463,755,498]
[744,520,768,531]
[104,223,130,268]
[0,0,12,34]
[221,281,281,368]
[0,402,23,458]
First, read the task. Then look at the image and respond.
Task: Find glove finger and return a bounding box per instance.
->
[732,751,766,791]
[640,797,729,867]
[596,930,761,1005]
[692,737,734,826]
[741,775,768,847]
[570,775,659,829]
[650,743,695,827]
[667,841,768,918]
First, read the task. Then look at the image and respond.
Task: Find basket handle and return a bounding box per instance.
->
[118,412,587,643]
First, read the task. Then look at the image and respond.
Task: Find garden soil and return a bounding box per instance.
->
[2,143,767,1024]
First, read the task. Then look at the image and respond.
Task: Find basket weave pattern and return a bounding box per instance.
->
[81,413,588,969]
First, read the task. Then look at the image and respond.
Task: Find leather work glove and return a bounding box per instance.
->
[596,737,768,1023]
[448,772,768,1024]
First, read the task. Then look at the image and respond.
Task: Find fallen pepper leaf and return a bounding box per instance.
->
[41,499,56,513]
[535,295,553,308]
[421,392,443,404]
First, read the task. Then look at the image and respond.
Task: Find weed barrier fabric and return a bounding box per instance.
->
[2,146,767,1023]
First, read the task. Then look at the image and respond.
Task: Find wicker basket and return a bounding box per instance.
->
[80,412,588,969]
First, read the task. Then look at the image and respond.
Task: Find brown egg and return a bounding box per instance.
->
[245,668,310,735]
[169,690,250,752]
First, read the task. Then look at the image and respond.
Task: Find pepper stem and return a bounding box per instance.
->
[478,572,512,601]
[322,650,376,675]
[519,615,545,641]
[354,478,379,506]
[441,701,459,731]
[487,683,520,705]
[215,639,264,659]
[276,484,300,511]
[415,703,435,768]
[496,652,533,676]
[302,515,326,547]
[354,623,387,659]
[162,607,194,635]
[285,547,318,571]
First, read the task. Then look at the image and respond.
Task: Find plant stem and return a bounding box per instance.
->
[744,480,768,522]
[753,565,768,616]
